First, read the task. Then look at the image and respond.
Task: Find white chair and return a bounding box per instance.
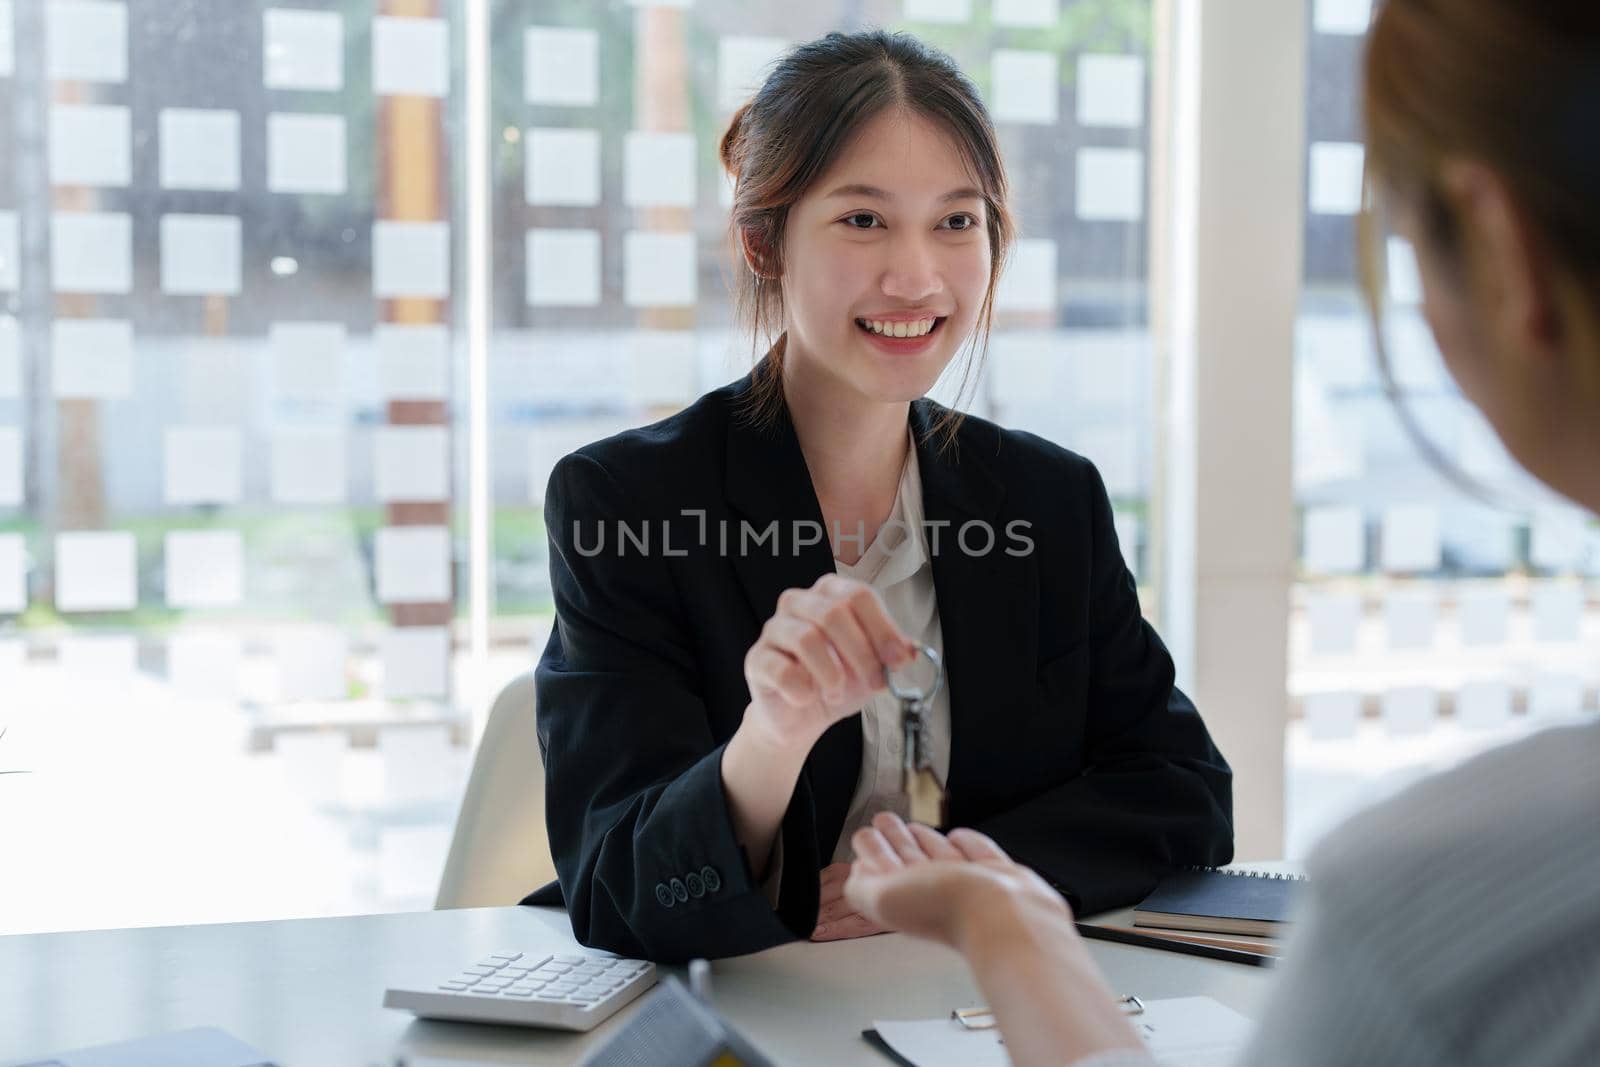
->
[435,671,558,909]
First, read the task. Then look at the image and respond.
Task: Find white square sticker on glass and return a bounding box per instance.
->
[1380,504,1440,573]
[526,127,601,206]
[525,26,598,107]
[58,635,137,677]
[628,331,697,407]
[1314,0,1373,36]
[626,0,692,6]
[1386,237,1422,305]
[1381,686,1437,737]
[267,113,347,195]
[0,316,16,397]
[373,221,450,299]
[375,525,451,604]
[1070,425,1139,498]
[52,212,132,294]
[1068,333,1144,413]
[1531,582,1582,643]
[376,324,451,400]
[48,104,131,188]
[989,332,1055,405]
[1112,511,1141,578]
[55,530,136,612]
[994,0,1057,27]
[0,533,25,613]
[0,1,12,77]
[717,36,788,111]
[1309,141,1365,216]
[1076,54,1144,128]
[274,730,346,806]
[264,8,342,90]
[372,16,448,98]
[995,239,1056,312]
[1530,508,1587,572]
[1454,680,1511,730]
[270,427,346,504]
[1383,588,1437,650]
[380,628,450,700]
[164,427,242,506]
[275,625,348,703]
[52,318,133,400]
[625,231,696,308]
[1303,506,1365,575]
[1528,673,1584,720]
[375,425,450,503]
[0,427,20,507]
[161,214,242,296]
[624,132,696,208]
[1297,315,1372,390]
[1307,592,1361,655]
[271,321,345,399]
[159,109,241,191]
[1077,148,1144,221]
[0,214,15,292]
[991,50,1058,125]
[378,825,452,900]
[1303,691,1361,741]
[529,417,633,504]
[526,228,601,307]
[166,632,242,702]
[164,529,244,608]
[903,0,971,22]
[1457,587,1509,646]
[46,0,127,83]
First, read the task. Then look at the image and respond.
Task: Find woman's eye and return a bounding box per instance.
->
[844,213,880,229]
[944,213,977,231]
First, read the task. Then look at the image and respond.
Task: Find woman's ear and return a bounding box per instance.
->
[739,227,777,280]
[1435,158,1563,364]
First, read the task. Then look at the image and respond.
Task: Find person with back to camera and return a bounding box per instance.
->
[839,4,1600,1065]
[525,30,1234,963]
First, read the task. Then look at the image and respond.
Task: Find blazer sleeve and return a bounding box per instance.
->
[973,459,1234,915]
[533,452,822,961]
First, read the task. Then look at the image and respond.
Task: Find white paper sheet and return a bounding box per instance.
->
[380,627,450,699]
[1077,147,1144,221]
[159,108,240,191]
[717,36,788,110]
[270,427,346,504]
[52,318,134,399]
[526,127,601,206]
[624,131,697,208]
[49,104,131,187]
[1314,0,1373,35]
[994,0,1058,28]
[166,632,242,701]
[373,220,451,299]
[264,8,343,91]
[267,113,347,195]
[55,530,137,612]
[374,525,451,604]
[991,49,1058,125]
[1077,54,1144,128]
[1304,691,1362,740]
[375,425,450,503]
[624,231,696,307]
[1381,686,1437,737]
[373,16,448,98]
[376,323,451,400]
[161,214,242,296]
[0,532,25,612]
[525,26,598,107]
[52,212,132,294]
[164,529,244,608]
[164,427,243,506]
[1309,141,1365,216]
[903,0,971,23]
[873,996,1252,1067]
[994,238,1056,311]
[47,0,127,84]
[526,228,602,307]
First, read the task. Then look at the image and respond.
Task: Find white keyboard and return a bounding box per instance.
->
[383,949,657,1032]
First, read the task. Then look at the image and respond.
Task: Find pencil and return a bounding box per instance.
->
[1074,922,1277,968]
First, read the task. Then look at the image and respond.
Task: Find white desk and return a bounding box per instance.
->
[0,906,1274,1066]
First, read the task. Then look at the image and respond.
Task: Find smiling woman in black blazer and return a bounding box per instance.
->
[524,31,1232,962]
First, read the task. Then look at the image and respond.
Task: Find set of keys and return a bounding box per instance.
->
[884,643,947,827]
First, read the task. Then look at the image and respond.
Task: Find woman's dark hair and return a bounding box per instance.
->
[718,30,1015,445]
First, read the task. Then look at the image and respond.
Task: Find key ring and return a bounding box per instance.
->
[884,643,943,705]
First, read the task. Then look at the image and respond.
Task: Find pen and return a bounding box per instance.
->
[1074,922,1276,968]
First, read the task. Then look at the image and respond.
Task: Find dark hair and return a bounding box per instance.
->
[718,30,1015,446]
[1358,2,1600,499]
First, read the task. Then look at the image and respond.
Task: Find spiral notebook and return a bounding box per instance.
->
[1133,868,1307,937]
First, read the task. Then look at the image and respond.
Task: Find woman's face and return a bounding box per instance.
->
[774,108,994,407]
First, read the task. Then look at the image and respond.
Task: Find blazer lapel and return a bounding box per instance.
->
[910,400,1038,826]
[722,378,861,858]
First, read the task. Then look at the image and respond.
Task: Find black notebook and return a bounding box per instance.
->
[1133,868,1306,937]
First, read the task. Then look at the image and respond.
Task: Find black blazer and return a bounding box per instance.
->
[524,372,1232,961]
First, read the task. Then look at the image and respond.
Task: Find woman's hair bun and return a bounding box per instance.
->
[719,101,752,179]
